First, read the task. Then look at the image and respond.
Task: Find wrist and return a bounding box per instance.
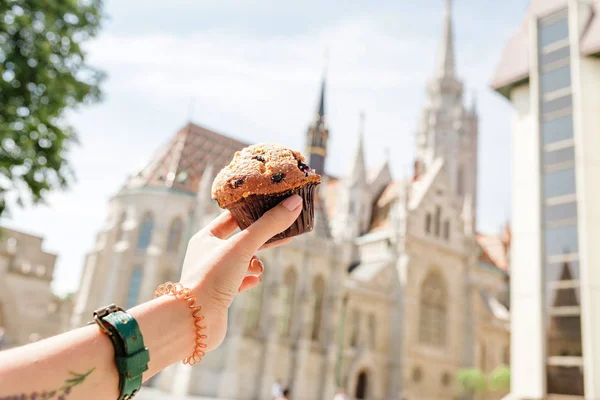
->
[129,295,195,371]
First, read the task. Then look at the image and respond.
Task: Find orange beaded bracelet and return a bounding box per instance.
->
[153,282,208,365]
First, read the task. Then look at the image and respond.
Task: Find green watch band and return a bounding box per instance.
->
[92,304,150,400]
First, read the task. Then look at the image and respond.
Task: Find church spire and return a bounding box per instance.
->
[347,111,366,185]
[305,55,330,175]
[437,0,456,79]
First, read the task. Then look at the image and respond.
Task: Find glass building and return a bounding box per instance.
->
[492,1,600,399]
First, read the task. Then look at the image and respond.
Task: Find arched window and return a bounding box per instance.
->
[245,278,264,332]
[350,310,360,347]
[166,218,184,253]
[115,212,127,242]
[311,276,325,341]
[279,268,297,337]
[425,213,432,234]
[127,267,143,308]
[137,213,154,250]
[368,313,377,350]
[419,270,447,346]
[443,220,450,240]
[434,206,441,237]
[355,370,369,400]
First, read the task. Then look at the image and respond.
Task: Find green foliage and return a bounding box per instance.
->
[489,365,510,391]
[0,0,105,217]
[457,366,511,395]
[457,368,487,394]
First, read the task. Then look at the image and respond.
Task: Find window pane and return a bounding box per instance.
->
[541,46,571,66]
[547,365,584,395]
[542,94,572,114]
[127,268,143,308]
[546,260,580,282]
[545,202,577,222]
[546,285,581,309]
[545,225,578,256]
[544,168,576,198]
[541,65,571,93]
[542,114,573,144]
[544,146,574,166]
[540,18,569,48]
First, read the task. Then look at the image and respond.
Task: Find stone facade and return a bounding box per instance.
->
[72,1,510,399]
[0,227,71,349]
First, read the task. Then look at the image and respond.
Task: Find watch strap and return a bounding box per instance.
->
[93,305,150,400]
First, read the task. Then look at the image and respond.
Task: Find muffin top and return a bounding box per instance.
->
[211,143,321,208]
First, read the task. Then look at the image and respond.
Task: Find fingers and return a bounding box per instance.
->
[259,237,293,250]
[247,256,264,275]
[238,275,261,293]
[206,211,239,239]
[232,195,303,253]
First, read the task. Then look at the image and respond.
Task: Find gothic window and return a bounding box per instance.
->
[245,277,264,332]
[434,206,442,237]
[279,268,297,337]
[457,166,465,196]
[126,267,143,308]
[166,218,184,253]
[350,310,360,347]
[425,213,432,234]
[116,212,126,242]
[355,371,369,400]
[503,345,510,365]
[310,276,325,341]
[137,213,154,250]
[419,270,447,347]
[368,313,377,350]
[443,220,450,240]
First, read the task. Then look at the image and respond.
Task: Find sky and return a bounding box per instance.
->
[3,0,530,295]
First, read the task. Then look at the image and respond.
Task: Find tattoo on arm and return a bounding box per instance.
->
[2,367,95,399]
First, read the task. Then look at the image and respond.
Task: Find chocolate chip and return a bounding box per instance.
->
[253,155,266,162]
[297,160,311,176]
[271,173,285,183]
[230,178,245,188]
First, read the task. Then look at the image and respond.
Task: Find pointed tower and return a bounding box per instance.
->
[332,112,369,241]
[414,0,478,234]
[305,72,329,175]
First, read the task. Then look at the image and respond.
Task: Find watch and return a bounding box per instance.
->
[91,304,150,400]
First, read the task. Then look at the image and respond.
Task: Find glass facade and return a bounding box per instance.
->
[538,9,584,396]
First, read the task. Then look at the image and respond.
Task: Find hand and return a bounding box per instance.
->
[179,194,303,351]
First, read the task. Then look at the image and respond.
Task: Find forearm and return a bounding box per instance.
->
[0,295,195,399]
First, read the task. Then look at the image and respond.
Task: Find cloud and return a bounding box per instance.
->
[4,4,516,295]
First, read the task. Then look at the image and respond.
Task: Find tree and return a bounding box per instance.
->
[489,365,510,392]
[0,0,105,218]
[457,368,487,395]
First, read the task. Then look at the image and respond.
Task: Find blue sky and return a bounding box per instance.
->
[4,0,529,295]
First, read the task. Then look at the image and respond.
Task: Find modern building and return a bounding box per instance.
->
[492,0,600,398]
[73,1,510,399]
[0,227,71,349]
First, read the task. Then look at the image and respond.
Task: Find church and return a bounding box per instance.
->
[71,1,510,399]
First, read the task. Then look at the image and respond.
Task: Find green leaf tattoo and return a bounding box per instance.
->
[3,367,95,399]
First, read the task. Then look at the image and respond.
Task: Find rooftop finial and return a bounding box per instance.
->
[437,0,455,78]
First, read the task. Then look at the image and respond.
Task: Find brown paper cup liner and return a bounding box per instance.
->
[226,182,318,244]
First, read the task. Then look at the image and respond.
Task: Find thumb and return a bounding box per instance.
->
[232,194,303,254]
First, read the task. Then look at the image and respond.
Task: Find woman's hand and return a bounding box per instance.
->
[179,194,303,350]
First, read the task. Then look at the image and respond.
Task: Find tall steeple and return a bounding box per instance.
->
[305,60,330,175]
[437,0,456,79]
[414,0,479,235]
[347,111,366,185]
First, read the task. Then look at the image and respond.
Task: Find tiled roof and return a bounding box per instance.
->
[368,180,405,233]
[492,0,600,96]
[126,123,249,194]
[324,178,341,222]
[476,231,510,271]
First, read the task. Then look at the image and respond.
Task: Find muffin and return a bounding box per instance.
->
[211,143,321,243]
